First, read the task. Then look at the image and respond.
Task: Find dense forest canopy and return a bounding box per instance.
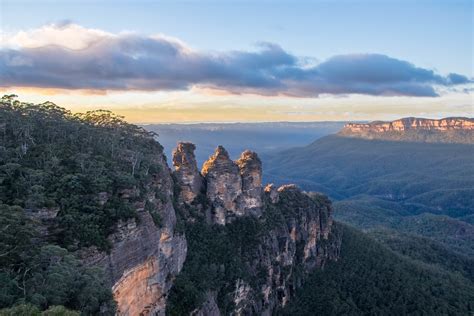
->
[264,134,474,256]
[0,95,168,314]
[282,224,474,315]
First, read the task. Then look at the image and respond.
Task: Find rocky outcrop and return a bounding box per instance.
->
[339,117,474,143]
[172,142,204,205]
[173,143,266,225]
[264,183,279,204]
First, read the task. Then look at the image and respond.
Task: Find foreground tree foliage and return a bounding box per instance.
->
[0,304,79,316]
[0,95,166,313]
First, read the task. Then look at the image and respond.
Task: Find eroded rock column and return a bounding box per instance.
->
[236,150,263,217]
[172,142,204,205]
[201,146,242,224]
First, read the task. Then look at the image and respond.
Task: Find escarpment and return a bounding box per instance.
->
[339,117,474,143]
[80,148,187,316]
[167,142,341,315]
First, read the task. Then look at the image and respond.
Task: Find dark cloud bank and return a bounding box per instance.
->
[0,33,470,97]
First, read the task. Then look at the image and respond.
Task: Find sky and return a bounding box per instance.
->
[0,0,472,123]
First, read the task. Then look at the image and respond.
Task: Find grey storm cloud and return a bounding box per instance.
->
[0,33,470,97]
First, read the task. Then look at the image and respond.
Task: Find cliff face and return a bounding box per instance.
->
[81,149,187,316]
[339,117,474,143]
[169,142,341,315]
[227,185,339,315]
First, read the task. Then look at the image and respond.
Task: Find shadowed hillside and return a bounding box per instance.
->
[282,224,474,315]
[264,132,474,264]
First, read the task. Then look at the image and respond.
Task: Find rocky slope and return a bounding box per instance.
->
[339,117,474,143]
[168,143,341,315]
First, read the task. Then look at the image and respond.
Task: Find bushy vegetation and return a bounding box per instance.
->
[332,196,474,256]
[282,223,474,315]
[369,229,474,282]
[0,304,79,316]
[0,95,169,313]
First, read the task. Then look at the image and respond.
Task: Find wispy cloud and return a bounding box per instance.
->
[0,23,471,97]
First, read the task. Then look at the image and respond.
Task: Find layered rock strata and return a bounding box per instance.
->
[342,117,473,133]
[339,117,474,143]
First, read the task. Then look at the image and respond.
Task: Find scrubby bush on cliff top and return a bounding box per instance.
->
[0,95,170,313]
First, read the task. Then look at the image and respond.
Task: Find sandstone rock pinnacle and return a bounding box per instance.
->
[202,145,243,224]
[172,142,204,205]
[236,150,263,216]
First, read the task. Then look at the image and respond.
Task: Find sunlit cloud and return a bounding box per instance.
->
[1,22,113,50]
[1,23,471,97]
